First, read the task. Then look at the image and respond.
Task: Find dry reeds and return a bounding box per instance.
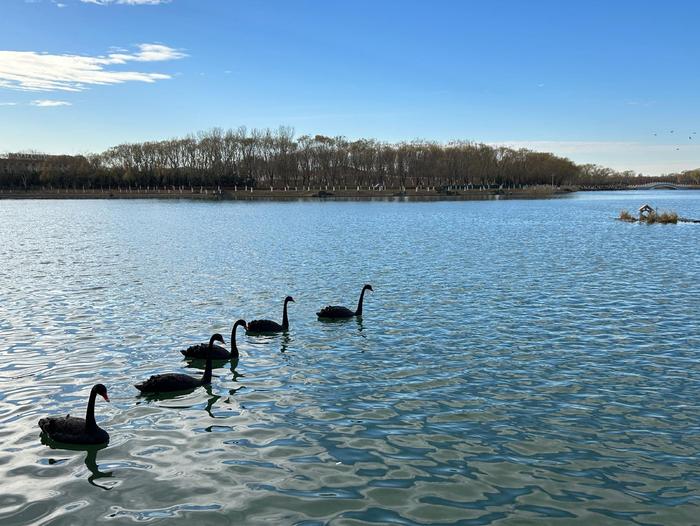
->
[618,208,678,224]
[619,209,636,222]
[621,208,679,224]
[647,211,678,224]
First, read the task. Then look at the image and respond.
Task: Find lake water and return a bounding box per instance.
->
[0,191,699,525]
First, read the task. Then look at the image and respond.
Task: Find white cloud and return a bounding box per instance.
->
[31,99,72,107]
[0,44,186,92]
[80,0,171,5]
[0,102,17,106]
[107,44,185,63]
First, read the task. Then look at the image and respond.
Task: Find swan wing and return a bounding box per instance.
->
[317,305,354,318]
[135,373,199,392]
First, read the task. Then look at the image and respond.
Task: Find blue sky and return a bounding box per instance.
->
[1,0,699,175]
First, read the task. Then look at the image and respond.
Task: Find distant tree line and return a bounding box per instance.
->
[671,168,700,185]
[0,127,693,191]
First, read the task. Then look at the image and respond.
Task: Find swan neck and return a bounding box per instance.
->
[231,324,239,358]
[85,389,98,430]
[355,288,367,316]
[203,340,214,384]
[282,301,289,329]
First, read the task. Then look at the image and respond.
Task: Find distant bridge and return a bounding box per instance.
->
[631,182,698,190]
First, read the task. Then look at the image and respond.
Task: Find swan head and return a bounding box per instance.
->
[93,383,109,402]
[234,319,247,331]
[364,284,374,292]
[285,296,295,304]
[210,333,226,346]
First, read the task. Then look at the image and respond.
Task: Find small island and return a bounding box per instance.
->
[617,204,700,224]
[619,207,677,224]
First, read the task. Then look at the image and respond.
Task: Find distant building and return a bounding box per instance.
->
[639,203,655,220]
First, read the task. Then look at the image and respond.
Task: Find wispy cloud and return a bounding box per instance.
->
[80,0,171,5]
[107,44,185,63]
[31,99,72,107]
[0,44,186,92]
[1,100,70,107]
[24,0,68,6]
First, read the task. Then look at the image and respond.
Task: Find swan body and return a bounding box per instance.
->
[248,296,294,334]
[180,343,227,359]
[134,372,202,393]
[317,306,355,318]
[317,284,373,319]
[39,384,110,445]
[136,333,224,393]
[246,319,283,332]
[181,320,246,360]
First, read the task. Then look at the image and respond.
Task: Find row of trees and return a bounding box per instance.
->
[0,127,689,191]
[673,168,700,185]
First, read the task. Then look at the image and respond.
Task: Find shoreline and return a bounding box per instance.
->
[2,185,697,201]
[0,187,573,201]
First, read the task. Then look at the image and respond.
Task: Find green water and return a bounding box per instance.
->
[0,191,699,525]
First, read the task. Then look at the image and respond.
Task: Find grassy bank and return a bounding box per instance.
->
[0,185,567,201]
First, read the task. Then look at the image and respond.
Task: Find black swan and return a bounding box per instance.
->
[317,284,373,319]
[247,296,295,334]
[38,384,110,445]
[181,320,247,360]
[135,333,224,393]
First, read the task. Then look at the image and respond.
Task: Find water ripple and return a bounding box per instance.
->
[0,193,699,524]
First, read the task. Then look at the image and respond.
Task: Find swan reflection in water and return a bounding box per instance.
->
[203,385,221,418]
[318,313,367,337]
[355,316,366,335]
[41,437,114,490]
[280,333,291,354]
[202,383,246,425]
[185,353,242,380]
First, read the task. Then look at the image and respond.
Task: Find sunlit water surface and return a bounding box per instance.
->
[0,191,699,525]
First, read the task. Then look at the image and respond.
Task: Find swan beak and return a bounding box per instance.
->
[102,394,110,402]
